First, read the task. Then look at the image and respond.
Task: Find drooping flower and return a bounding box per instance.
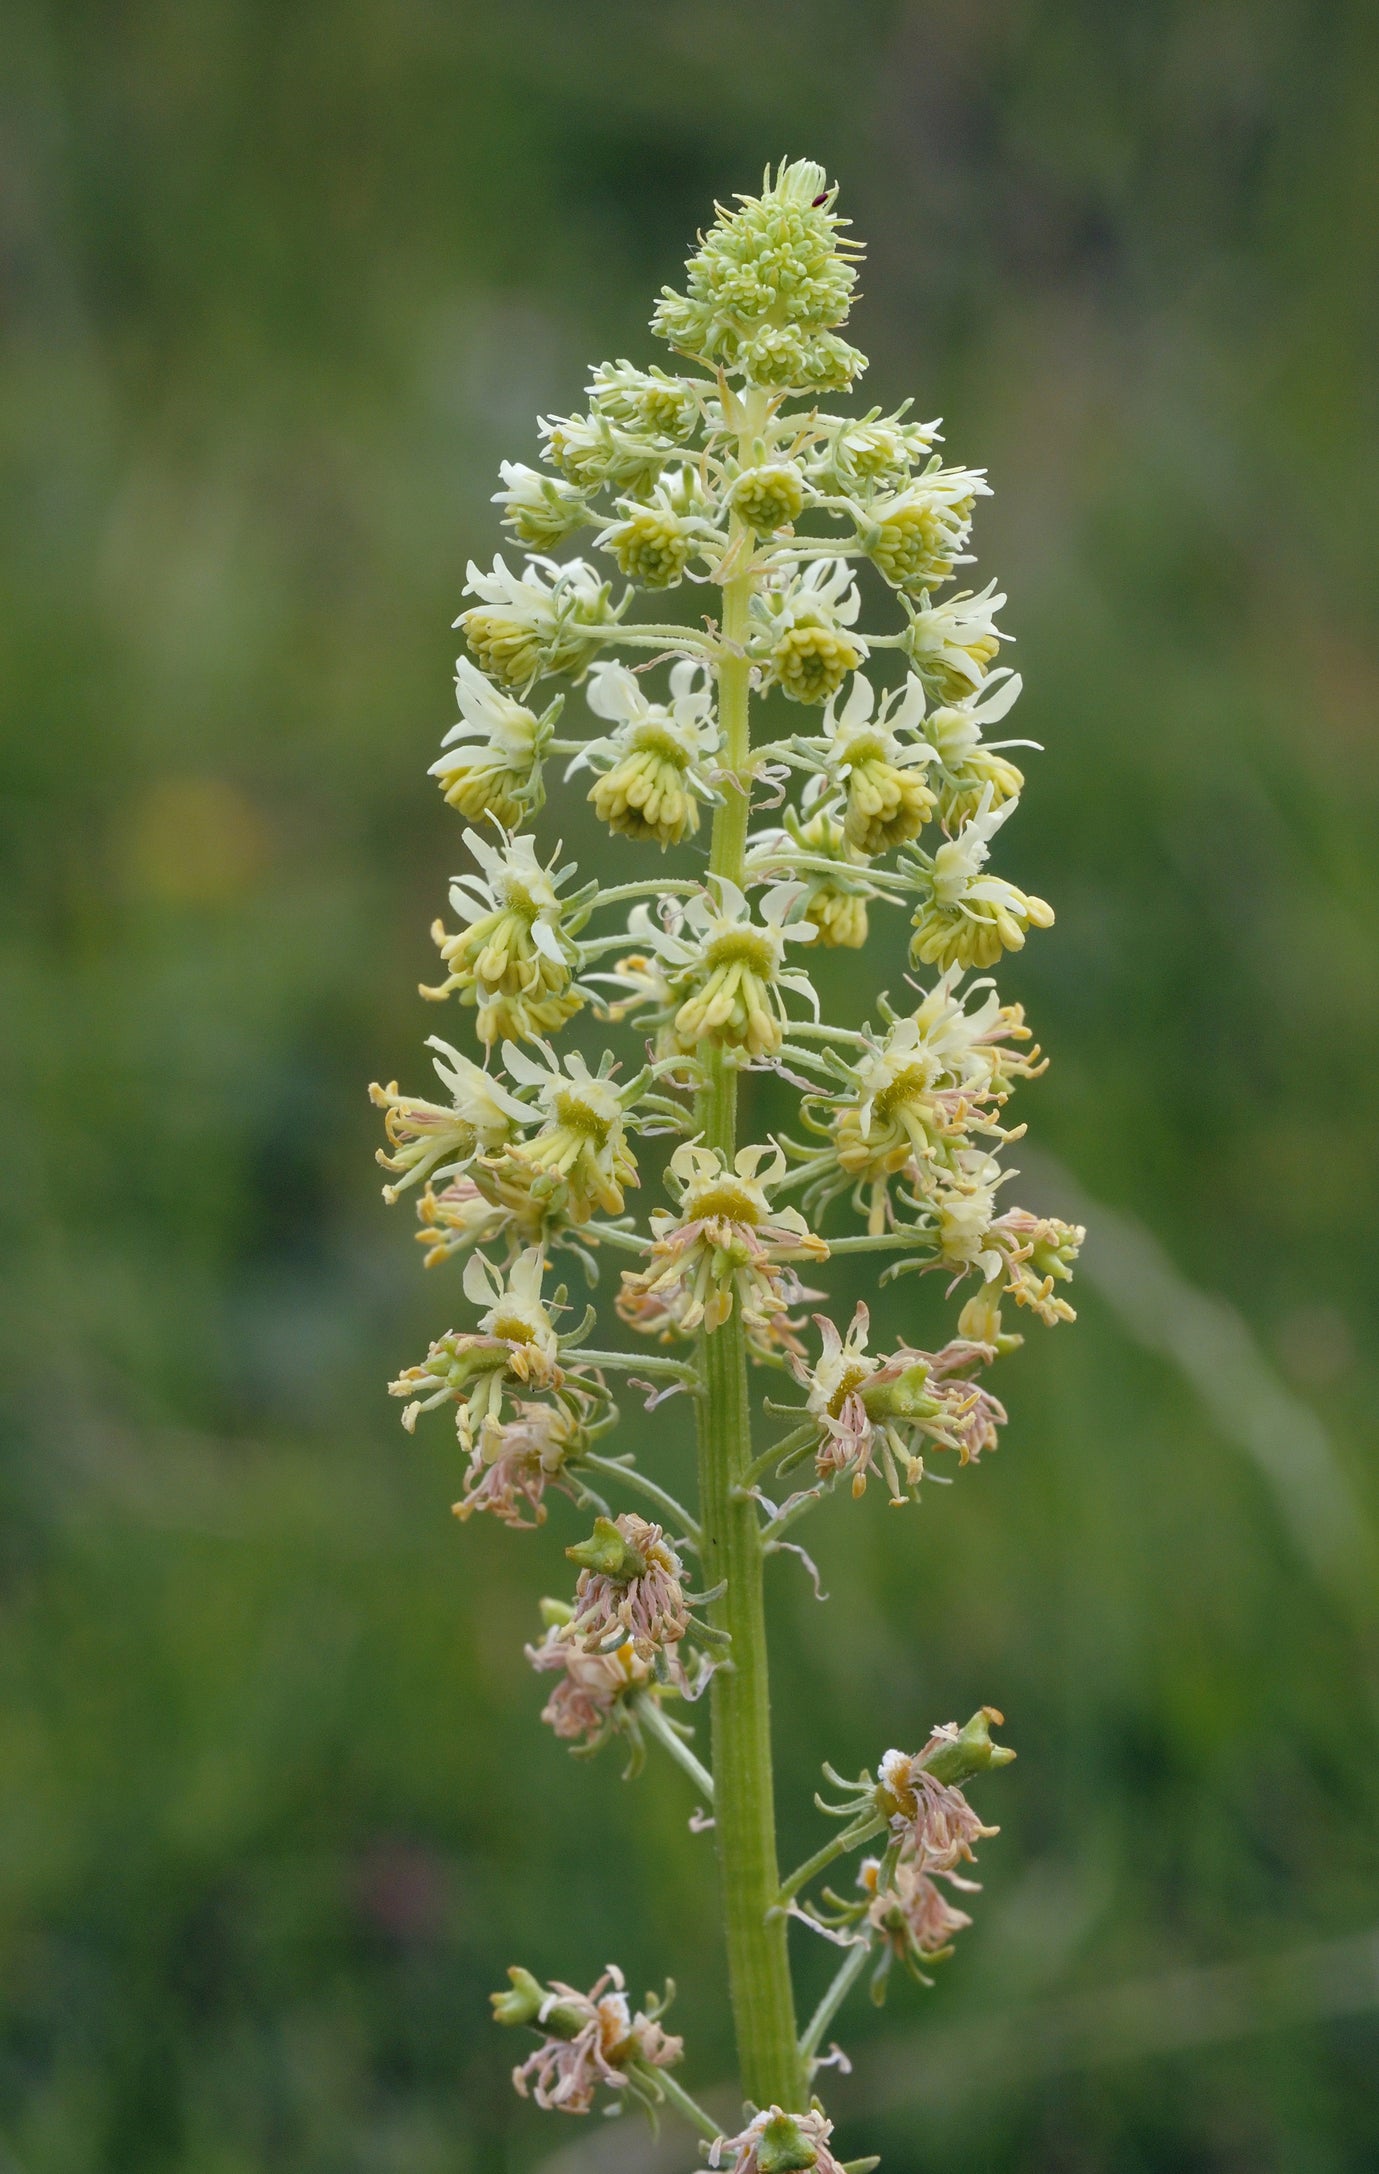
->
[499,1963,682,2115]
[708,2106,847,2174]
[526,1617,653,1746]
[859,1852,975,1974]
[453,1393,597,1528]
[816,670,936,855]
[421,828,589,1045]
[370,1036,527,1202]
[752,557,867,705]
[906,785,1054,972]
[456,555,623,690]
[389,1247,561,1449]
[567,659,720,848]
[429,657,558,827]
[619,1140,827,1354]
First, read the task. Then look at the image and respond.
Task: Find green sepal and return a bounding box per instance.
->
[566,1514,648,1581]
[920,1706,1015,1786]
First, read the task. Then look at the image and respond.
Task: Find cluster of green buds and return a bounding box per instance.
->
[370,158,1083,2162]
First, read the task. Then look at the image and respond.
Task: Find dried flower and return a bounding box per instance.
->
[859,1852,975,1973]
[501,1964,681,2114]
[876,1743,1000,1869]
[526,1616,653,1744]
[454,1393,596,1528]
[709,2106,846,2174]
[566,1512,690,1661]
[794,1304,1006,1502]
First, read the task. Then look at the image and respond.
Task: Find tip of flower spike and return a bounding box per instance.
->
[566,1514,649,1582]
[921,1706,1015,1786]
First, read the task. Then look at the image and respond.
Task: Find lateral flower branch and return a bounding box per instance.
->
[370,160,1083,2160]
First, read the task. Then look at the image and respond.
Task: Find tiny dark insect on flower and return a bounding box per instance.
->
[812,193,829,207]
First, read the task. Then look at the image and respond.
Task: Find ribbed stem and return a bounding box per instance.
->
[693,448,805,2112]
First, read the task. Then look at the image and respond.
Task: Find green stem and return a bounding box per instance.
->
[775,1815,884,1910]
[799,1937,872,2066]
[582,1455,702,1548]
[693,411,805,2114]
[633,1692,716,1801]
[824,1230,936,1255]
[630,2061,723,2143]
[741,1422,819,1490]
[574,1221,650,1255]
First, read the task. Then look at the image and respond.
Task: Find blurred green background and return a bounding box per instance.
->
[3,3,1378,2168]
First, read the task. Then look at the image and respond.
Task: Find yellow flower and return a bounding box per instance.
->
[907,787,1053,972]
[428,659,555,828]
[421,829,589,1046]
[752,558,867,706]
[569,660,719,848]
[502,1040,640,1221]
[820,671,936,854]
[619,1142,826,1350]
[369,1036,525,1201]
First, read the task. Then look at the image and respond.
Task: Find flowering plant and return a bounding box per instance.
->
[372,159,1081,2162]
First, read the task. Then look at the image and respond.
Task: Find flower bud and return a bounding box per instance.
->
[731,463,806,533]
[493,462,592,548]
[603,503,695,588]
